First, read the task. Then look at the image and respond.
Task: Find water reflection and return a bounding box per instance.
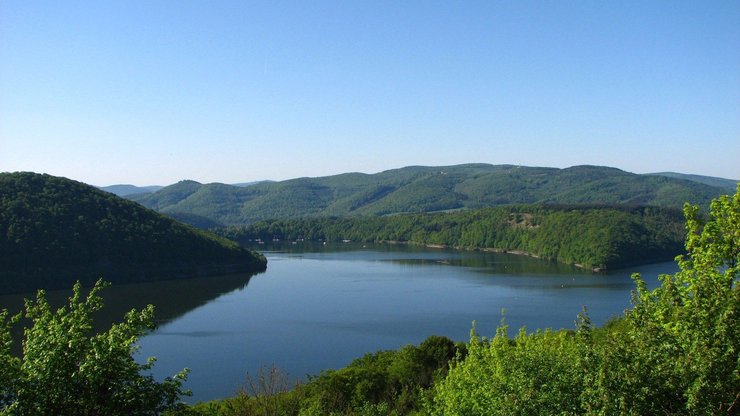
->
[0,272,259,355]
[387,254,587,275]
[253,241,588,273]
[1,243,679,403]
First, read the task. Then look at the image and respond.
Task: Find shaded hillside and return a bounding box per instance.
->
[219,204,686,270]
[129,164,726,226]
[0,172,266,294]
[163,212,224,229]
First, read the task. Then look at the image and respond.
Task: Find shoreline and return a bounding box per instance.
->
[353,240,674,272]
[377,240,604,271]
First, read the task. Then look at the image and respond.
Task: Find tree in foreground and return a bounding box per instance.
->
[589,184,739,414]
[0,280,189,415]
[431,185,739,415]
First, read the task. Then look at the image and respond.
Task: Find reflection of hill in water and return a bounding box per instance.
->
[257,242,593,275]
[0,272,259,355]
[95,272,259,326]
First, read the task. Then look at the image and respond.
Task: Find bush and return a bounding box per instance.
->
[431,185,740,415]
[0,280,190,415]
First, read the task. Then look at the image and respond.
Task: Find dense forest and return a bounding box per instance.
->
[0,172,266,294]
[128,164,731,226]
[219,204,686,270]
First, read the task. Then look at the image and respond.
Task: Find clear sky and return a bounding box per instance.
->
[1,1,738,186]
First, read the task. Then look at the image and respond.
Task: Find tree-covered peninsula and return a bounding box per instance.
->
[0,172,266,294]
[219,204,686,270]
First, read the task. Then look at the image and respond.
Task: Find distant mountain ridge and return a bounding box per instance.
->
[100,181,271,196]
[231,180,274,188]
[0,172,266,293]
[99,184,164,196]
[647,172,738,191]
[127,164,736,227]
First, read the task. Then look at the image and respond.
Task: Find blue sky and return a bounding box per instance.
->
[1,1,738,185]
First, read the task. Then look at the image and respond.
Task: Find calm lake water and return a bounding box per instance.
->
[0,243,678,403]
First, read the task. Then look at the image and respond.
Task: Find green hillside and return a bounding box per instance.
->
[0,172,267,294]
[647,171,738,191]
[220,204,686,270]
[129,164,728,226]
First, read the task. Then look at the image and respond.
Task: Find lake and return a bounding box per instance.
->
[0,243,678,403]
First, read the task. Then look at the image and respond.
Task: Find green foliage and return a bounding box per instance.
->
[296,337,462,416]
[221,204,685,269]
[430,325,583,416]
[430,185,740,415]
[129,164,729,226]
[0,172,266,293]
[579,186,739,414]
[0,280,189,415]
[0,311,20,409]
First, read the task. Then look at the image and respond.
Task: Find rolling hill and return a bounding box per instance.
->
[647,172,738,192]
[128,164,734,226]
[0,172,267,293]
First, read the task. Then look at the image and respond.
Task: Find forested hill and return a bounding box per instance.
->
[0,172,266,294]
[128,164,731,226]
[219,204,687,270]
[647,172,738,192]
